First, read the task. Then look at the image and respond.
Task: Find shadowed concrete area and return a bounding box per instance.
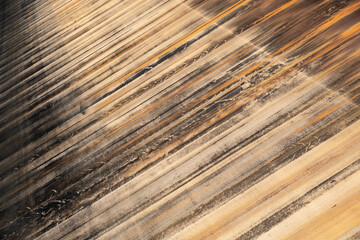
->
[1,0,360,239]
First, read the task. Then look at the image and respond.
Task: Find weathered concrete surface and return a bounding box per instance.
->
[1,0,360,239]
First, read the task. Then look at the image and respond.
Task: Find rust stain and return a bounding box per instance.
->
[1,0,360,239]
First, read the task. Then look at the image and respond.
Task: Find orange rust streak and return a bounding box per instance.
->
[202,1,360,109]
[305,23,360,64]
[100,47,256,142]
[87,0,252,101]
[102,59,261,156]
[254,0,298,25]
[272,1,360,57]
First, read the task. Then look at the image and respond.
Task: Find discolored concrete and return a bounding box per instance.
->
[1,0,360,239]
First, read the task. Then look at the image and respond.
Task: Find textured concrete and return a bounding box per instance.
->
[1,0,360,239]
